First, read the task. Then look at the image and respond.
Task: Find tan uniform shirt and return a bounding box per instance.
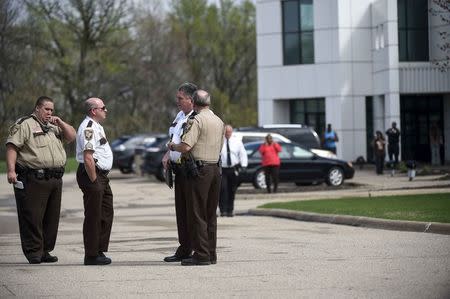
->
[182,109,224,162]
[6,116,66,169]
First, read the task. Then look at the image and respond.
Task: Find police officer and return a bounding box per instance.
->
[76,97,114,265]
[168,89,225,266]
[5,96,76,264]
[162,82,197,263]
[219,124,247,217]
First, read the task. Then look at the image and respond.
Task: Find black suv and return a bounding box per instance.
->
[237,124,321,149]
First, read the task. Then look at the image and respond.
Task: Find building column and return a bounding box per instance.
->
[444,94,450,163]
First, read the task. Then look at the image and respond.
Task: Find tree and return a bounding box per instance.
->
[24,0,130,123]
[169,0,257,126]
[429,0,450,71]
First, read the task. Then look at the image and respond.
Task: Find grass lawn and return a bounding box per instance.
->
[260,193,450,223]
[0,157,78,173]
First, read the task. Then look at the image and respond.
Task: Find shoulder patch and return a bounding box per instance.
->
[84,128,94,140]
[8,125,19,137]
[87,120,93,127]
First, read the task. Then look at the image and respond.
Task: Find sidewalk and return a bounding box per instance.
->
[0,170,449,298]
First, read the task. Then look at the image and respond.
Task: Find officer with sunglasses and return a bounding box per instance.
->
[75,97,114,265]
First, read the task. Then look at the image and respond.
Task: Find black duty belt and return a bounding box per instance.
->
[28,167,65,180]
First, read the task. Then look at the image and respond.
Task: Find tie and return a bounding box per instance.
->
[226,139,232,167]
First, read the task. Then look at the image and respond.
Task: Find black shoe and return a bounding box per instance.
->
[226,212,234,217]
[210,253,217,265]
[181,257,211,266]
[84,255,111,265]
[41,252,58,263]
[28,257,41,264]
[163,254,190,262]
[98,251,106,257]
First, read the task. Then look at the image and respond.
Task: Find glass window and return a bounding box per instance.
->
[279,145,292,159]
[292,145,314,158]
[282,0,314,65]
[290,98,325,134]
[397,0,428,61]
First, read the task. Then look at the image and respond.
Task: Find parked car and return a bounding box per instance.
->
[237,124,321,149]
[232,131,292,144]
[110,135,133,150]
[239,141,354,189]
[113,133,167,174]
[140,136,171,181]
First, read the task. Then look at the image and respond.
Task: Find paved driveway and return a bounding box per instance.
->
[0,170,449,298]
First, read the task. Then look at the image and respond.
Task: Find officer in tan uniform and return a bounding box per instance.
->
[5,96,76,264]
[76,97,114,266]
[168,89,224,266]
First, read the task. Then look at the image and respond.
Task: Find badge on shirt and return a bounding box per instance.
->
[84,128,94,141]
[85,142,94,150]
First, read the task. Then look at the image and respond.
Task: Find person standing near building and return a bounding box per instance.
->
[219,124,248,217]
[5,96,76,264]
[429,122,442,166]
[372,131,386,175]
[385,121,401,166]
[167,89,224,266]
[258,134,281,193]
[162,82,197,263]
[322,123,339,154]
[76,97,114,266]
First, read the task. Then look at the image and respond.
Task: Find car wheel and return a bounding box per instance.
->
[155,165,165,182]
[253,169,266,189]
[326,167,344,186]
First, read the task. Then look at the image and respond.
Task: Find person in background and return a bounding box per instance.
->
[385,121,401,166]
[5,96,76,264]
[162,82,197,263]
[372,131,386,175]
[76,97,114,266]
[258,134,281,193]
[322,123,339,154]
[429,122,442,166]
[219,124,248,217]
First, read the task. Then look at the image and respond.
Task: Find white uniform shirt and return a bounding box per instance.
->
[169,110,193,162]
[220,135,248,168]
[76,116,113,170]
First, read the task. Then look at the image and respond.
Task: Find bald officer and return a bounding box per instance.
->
[6,96,76,264]
[76,97,114,266]
[168,89,225,266]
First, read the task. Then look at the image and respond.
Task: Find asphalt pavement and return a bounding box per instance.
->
[0,168,449,298]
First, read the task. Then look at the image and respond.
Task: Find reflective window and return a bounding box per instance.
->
[290,98,325,135]
[397,0,429,61]
[282,0,314,65]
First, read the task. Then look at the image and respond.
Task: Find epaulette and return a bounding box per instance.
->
[16,115,33,125]
[87,120,93,127]
[189,111,197,119]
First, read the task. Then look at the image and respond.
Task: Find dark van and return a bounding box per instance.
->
[237,124,321,149]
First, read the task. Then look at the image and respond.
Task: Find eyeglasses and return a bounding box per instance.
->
[93,106,107,111]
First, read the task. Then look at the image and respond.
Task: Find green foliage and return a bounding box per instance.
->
[260,193,450,223]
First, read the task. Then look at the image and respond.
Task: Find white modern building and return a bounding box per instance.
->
[256,0,450,163]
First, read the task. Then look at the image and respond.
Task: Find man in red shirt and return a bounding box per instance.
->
[258,134,281,193]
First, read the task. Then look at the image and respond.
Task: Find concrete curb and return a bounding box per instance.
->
[247,208,450,235]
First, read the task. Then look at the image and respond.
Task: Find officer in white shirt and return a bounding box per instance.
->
[162,82,197,263]
[219,125,248,217]
[76,97,114,266]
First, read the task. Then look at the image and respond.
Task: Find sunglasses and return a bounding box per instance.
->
[93,106,107,111]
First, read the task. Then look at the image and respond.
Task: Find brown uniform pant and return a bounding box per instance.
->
[76,165,114,257]
[173,165,192,257]
[14,173,62,262]
[186,164,221,262]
